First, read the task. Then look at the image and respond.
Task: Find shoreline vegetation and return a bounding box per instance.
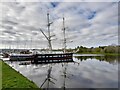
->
[75,52,120,56]
[1,60,39,89]
[66,45,120,56]
[51,45,120,56]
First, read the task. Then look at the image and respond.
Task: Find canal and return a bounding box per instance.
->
[4,54,119,88]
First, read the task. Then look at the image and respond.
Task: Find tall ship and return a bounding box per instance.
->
[9,11,73,63]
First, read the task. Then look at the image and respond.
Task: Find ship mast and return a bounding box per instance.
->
[63,17,66,53]
[47,11,52,52]
[40,66,56,88]
[40,11,53,53]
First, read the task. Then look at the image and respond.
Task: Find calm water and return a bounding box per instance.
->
[4,54,119,88]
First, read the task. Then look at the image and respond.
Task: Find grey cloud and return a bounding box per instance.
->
[2,19,18,25]
[3,30,16,35]
[2,25,13,30]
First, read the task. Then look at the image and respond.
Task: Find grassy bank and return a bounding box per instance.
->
[75,52,120,56]
[1,60,39,88]
[0,60,2,90]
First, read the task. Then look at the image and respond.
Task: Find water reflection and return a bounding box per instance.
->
[4,54,118,88]
[74,55,118,65]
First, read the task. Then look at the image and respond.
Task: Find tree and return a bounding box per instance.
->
[104,46,116,53]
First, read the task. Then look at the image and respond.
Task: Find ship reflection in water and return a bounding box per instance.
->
[5,54,119,88]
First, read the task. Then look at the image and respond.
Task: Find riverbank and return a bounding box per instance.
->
[1,60,39,88]
[75,52,120,56]
[0,60,2,90]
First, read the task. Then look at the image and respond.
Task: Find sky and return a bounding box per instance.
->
[0,0,119,49]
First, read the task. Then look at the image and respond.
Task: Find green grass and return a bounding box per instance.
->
[1,60,39,88]
[0,60,2,90]
[76,52,120,56]
[95,52,120,56]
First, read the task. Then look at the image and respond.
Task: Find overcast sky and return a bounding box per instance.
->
[0,0,119,49]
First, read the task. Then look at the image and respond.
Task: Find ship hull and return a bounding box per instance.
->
[31,53,73,64]
[10,53,73,63]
